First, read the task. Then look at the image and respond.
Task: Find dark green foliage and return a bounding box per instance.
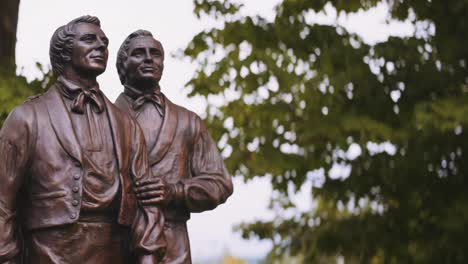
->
[193,0,242,19]
[0,0,20,73]
[0,64,54,126]
[184,0,468,263]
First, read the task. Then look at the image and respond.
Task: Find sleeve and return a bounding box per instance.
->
[128,121,166,263]
[172,115,233,213]
[0,105,36,263]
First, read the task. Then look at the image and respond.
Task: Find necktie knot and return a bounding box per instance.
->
[82,88,94,97]
[57,77,105,114]
[124,85,165,116]
[72,88,104,114]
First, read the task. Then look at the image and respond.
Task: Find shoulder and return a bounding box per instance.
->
[107,98,133,123]
[165,96,205,134]
[2,100,38,134]
[114,92,130,110]
[9,98,38,121]
[23,83,59,107]
[105,97,140,134]
[24,93,43,103]
[11,85,65,124]
[165,95,201,121]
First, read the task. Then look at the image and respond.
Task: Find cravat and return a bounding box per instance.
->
[58,77,104,114]
[124,85,164,116]
[71,88,104,114]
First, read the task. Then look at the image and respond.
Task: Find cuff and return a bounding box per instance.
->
[137,254,159,264]
[172,182,185,206]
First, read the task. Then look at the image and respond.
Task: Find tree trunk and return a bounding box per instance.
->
[0,0,20,73]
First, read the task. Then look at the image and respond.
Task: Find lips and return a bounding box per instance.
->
[90,54,106,62]
[140,66,156,73]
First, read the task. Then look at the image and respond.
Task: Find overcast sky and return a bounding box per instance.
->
[16,0,413,261]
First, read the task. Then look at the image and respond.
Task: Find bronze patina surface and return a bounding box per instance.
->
[115,30,233,264]
[0,16,166,264]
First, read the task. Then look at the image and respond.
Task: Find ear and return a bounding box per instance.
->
[118,62,128,84]
[61,39,75,62]
[61,52,71,62]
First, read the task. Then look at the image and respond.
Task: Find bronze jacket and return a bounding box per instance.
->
[0,85,165,263]
[115,93,233,222]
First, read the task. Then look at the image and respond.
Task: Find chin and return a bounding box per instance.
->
[139,76,158,82]
[87,65,106,75]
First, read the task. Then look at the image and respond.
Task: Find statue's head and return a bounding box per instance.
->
[50,15,109,78]
[116,30,164,88]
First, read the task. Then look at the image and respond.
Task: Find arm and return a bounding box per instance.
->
[0,105,36,263]
[136,115,233,212]
[175,116,233,212]
[128,122,166,263]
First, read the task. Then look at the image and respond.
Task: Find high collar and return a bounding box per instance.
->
[57,76,104,114]
[123,84,165,116]
[58,76,102,100]
[123,84,162,100]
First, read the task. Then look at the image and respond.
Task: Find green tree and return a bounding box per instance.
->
[1,0,20,73]
[0,65,53,126]
[0,0,52,125]
[183,0,468,263]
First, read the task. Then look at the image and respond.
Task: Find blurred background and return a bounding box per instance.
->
[1,0,467,263]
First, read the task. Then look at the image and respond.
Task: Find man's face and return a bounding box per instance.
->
[124,36,164,86]
[70,23,109,77]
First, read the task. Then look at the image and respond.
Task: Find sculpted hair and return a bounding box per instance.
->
[116,30,164,84]
[49,15,101,76]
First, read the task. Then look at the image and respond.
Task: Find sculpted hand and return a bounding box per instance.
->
[135,178,175,206]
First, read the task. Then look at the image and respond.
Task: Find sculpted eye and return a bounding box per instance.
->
[131,50,144,57]
[81,35,96,43]
[102,38,109,46]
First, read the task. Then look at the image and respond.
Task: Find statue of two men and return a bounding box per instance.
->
[0,15,232,264]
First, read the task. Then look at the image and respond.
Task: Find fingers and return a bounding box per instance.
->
[140,197,165,206]
[136,178,162,187]
[135,183,165,194]
[137,190,165,199]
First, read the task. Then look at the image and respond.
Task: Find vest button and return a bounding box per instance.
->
[73,174,81,180]
[72,186,79,193]
[70,213,77,219]
[72,199,79,206]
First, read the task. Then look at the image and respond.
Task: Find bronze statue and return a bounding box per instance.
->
[115,30,233,263]
[0,16,166,263]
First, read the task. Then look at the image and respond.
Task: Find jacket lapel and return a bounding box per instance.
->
[116,94,137,119]
[103,96,124,171]
[45,85,83,163]
[103,95,135,225]
[148,96,178,165]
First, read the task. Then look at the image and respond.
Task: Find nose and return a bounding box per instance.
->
[144,50,153,63]
[95,37,106,52]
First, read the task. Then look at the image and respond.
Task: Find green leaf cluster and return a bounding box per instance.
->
[0,64,54,126]
[183,0,468,263]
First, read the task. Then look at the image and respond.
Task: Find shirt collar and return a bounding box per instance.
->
[58,76,101,100]
[123,84,162,100]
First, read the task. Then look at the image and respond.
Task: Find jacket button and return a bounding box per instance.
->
[72,199,79,206]
[73,174,81,180]
[72,186,79,193]
[70,213,77,219]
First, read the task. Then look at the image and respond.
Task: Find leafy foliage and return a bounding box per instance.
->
[184,0,468,263]
[0,64,54,126]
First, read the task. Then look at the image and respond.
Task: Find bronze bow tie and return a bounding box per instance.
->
[124,86,165,116]
[132,93,163,113]
[71,88,104,114]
